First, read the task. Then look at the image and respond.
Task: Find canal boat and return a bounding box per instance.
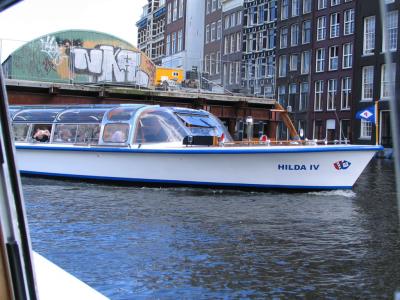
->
[10,104,382,190]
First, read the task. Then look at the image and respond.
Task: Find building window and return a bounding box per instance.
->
[303,0,312,14]
[290,54,298,71]
[291,23,299,46]
[232,33,237,53]
[217,20,222,40]
[318,0,327,10]
[330,13,340,38]
[289,83,297,107]
[343,43,353,69]
[327,79,337,110]
[211,22,216,42]
[340,119,351,141]
[316,48,325,72]
[313,120,324,140]
[344,9,354,35]
[206,0,210,14]
[302,20,311,44]
[231,12,236,27]
[331,0,340,6]
[216,51,221,74]
[224,15,230,29]
[315,80,324,111]
[177,30,183,52]
[301,51,311,74]
[280,27,288,48]
[167,3,172,24]
[360,119,372,139]
[171,32,177,54]
[278,85,287,106]
[362,66,374,101]
[173,0,178,21]
[328,46,339,71]
[178,0,184,18]
[266,0,277,22]
[300,82,309,111]
[363,16,376,55]
[237,11,242,24]
[212,0,217,11]
[235,62,240,84]
[383,10,398,52]
[341,77,351,110]
[223,63,228,85]
[224,36,229,54]
[317,16,327,41]
[292,0,300,17]
[210,55,215,75]
[166,34,171,55]
[237,32,241,51]
[381,63,396,99]
[229,63,234,84]
[281,0,289,20]
[279,55,287,77]
[267,28,275,49]
[206,25,210,43]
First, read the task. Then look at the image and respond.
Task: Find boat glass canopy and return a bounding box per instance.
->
[10,105,233,145]
[106,105,145,121]
[13,109,64,123]
[55,108,108,123]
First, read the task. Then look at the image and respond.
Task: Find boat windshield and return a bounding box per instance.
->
[134,108,187,144]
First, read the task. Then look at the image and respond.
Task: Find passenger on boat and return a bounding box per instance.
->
[59,127,73,142]
[33,128,50,142]
[111,130,126,143]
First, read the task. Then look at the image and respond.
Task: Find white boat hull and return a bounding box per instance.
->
[15,144,381,190]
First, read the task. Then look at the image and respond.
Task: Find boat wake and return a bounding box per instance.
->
[307,190,357,198]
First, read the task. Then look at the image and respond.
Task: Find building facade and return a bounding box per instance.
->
[353,0,398,147]
[242,0,277,98]
[309,0,355,142]
[204,0,223,90]
[136,0,167,65]
[162,0,205,73]
[221,0,244,93]
[275,0,313,139]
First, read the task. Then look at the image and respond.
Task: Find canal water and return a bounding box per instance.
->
[22,159,399,299]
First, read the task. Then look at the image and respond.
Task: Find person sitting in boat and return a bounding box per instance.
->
[111,130,126,143]
[33,128,51,142]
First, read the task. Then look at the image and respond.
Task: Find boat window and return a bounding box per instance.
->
[13,109,63,123]
[106,106,143,121]
[103,123,130,143]
[134,110,186,144]
[12,123,30,142]
[56,109,107,123]
[53,124,78,143]
[53,124,101,144]
[76,124,101,144]
[31,124,52,143]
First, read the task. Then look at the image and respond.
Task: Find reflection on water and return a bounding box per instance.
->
[22,159,399,299]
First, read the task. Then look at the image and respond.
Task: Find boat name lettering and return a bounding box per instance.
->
[277,164,320,171]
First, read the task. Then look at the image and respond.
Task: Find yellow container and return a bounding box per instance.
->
[154,67,184,86]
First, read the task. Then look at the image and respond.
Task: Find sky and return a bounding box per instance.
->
[0,0,147,61]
